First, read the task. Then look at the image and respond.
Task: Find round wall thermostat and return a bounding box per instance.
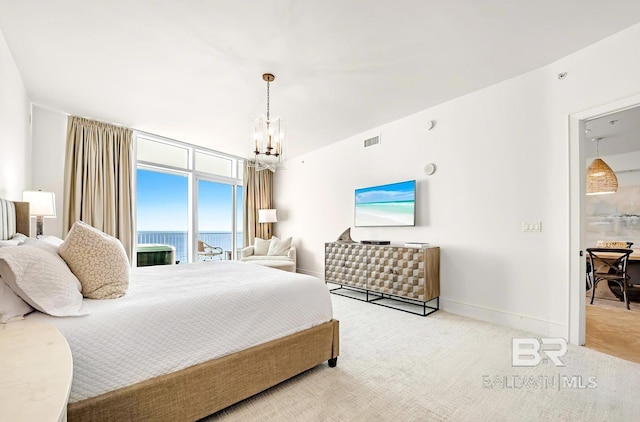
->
[424,163,436,175]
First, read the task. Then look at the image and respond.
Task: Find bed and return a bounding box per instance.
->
[0,199,339,422]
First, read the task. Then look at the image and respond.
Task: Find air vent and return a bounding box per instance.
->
[364,135,380,148]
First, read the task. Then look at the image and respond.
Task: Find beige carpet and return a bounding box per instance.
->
[204,290,640,421]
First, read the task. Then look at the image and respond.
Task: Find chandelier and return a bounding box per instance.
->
[250,73,284,172]
[586,137,618,195]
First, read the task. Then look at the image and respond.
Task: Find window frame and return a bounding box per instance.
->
[134,131,244,264]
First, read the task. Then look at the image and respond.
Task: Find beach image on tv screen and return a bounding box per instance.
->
[355,180,415,227]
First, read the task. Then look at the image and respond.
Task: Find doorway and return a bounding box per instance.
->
[569,95,640,363]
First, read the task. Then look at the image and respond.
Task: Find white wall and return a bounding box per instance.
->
[0,27,31,200]
[602,151,640,187]
[30,106,67,237]
[274,22,640,337]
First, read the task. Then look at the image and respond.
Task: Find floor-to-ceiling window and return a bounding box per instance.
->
[135,133,244,264]
[137,168,189,263]
[197,179,233,260]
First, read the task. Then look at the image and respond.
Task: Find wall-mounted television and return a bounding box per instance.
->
[354,180,416,227]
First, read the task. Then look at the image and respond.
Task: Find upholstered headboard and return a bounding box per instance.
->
[0,199,30,238]
[14,201,30,236]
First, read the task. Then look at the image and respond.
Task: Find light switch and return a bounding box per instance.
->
[522,221,542,232]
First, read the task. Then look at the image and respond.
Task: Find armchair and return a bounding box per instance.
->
[240,237,296,272]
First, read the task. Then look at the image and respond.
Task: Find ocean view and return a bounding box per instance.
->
[137,231,243,263]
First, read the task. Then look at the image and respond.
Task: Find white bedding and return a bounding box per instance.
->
[27,261,333,403]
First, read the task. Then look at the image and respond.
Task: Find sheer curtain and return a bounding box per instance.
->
[243,162,273,246]
[63,116,134,261]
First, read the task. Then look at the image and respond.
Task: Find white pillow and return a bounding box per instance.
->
[0,276,33,323]
[0,246,85,317]
[267,236,292,256]
[58,221,129,299]
[37,235,64,247]
[254,237,271,256]
[0,239,22,247]
[21,236,63,256]
[0,233,28,247]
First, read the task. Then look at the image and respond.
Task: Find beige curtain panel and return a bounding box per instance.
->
[243,162,273,246]
[63,116,134,262]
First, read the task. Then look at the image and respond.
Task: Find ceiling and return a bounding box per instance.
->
[584,106,640,158]
[2,1,640,160]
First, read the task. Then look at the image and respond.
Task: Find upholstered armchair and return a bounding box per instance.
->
[240,236,296,272]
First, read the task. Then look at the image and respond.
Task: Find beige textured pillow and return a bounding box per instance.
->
[58,221,130,299]
[267,236,292,256]
[254,237,271,256]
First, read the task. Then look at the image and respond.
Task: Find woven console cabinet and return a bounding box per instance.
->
[324,242,440,316]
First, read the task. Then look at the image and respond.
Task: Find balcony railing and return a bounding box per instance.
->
[137,231,243,264]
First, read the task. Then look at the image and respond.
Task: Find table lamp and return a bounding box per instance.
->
[258,209,277,239]
[22,190,56,237]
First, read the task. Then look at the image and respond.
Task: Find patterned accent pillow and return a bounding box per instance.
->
[0,246,85,317]
[267,236,292,256]
[58,221,130,299]
[254,237,271,256]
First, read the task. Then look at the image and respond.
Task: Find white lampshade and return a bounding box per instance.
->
[258,209,277,223]
[22,191,56,217]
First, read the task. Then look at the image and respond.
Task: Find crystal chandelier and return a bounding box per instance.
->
[250,73,284,172]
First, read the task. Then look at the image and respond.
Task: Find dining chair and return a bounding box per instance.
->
[586,260,593,291]
[587,248,634,310]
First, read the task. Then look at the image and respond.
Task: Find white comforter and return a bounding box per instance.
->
[27,261,333,403]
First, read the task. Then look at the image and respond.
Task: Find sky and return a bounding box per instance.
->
[355,180,415,204]
[136,169,242,232]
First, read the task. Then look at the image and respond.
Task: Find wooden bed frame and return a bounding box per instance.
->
[6,199,340,421]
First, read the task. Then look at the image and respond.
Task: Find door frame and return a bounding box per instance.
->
[568,93,640,345]
[193,176,243,261]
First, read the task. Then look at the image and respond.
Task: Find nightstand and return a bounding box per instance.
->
[0,320,73,422]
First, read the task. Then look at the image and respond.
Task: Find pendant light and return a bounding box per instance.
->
[586,137,618,195]
[249,73,284,172]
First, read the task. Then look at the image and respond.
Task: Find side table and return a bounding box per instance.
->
[0,320,73,422]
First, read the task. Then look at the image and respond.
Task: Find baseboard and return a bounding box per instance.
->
[315,275,568,337]
[441,299,568,338]
[297,268,324,279]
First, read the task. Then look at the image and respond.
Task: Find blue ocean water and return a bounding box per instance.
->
[357,200,413,211]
